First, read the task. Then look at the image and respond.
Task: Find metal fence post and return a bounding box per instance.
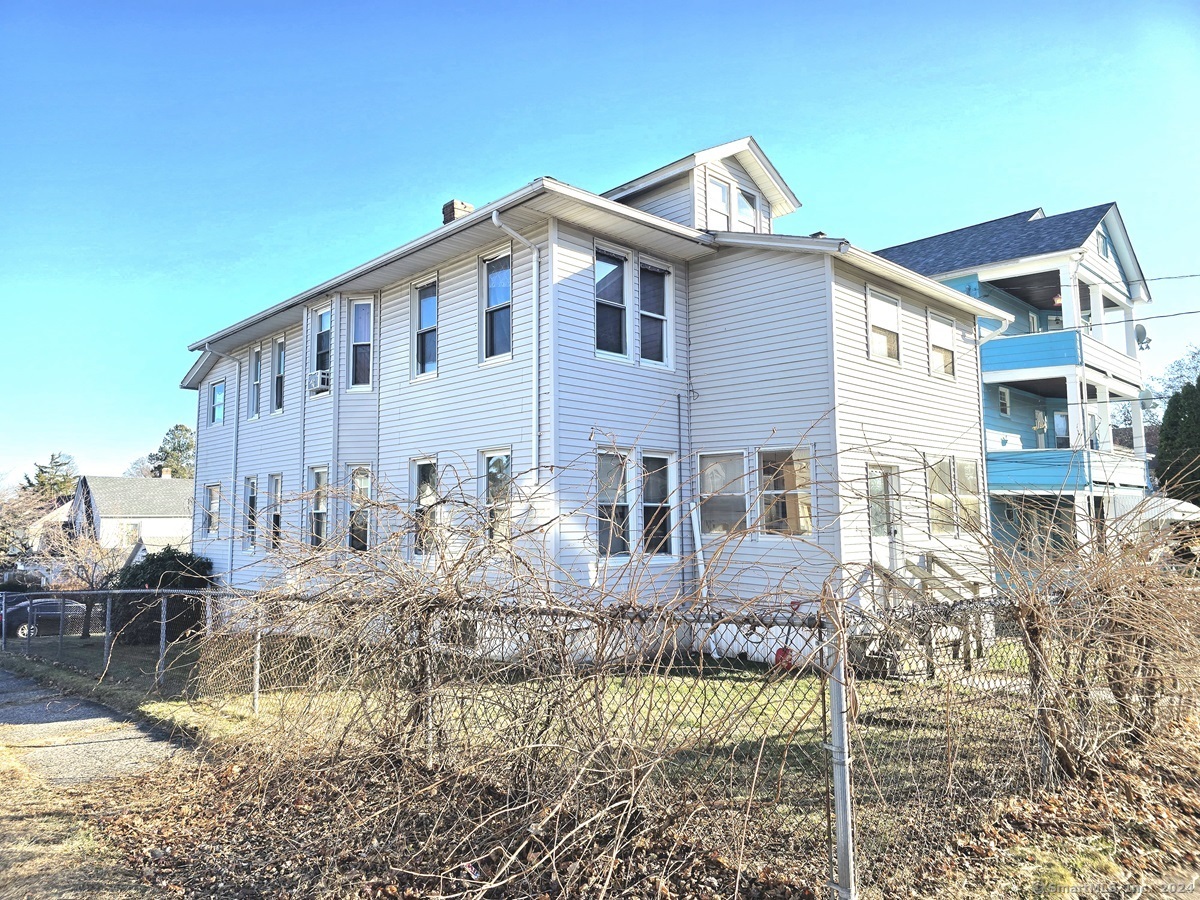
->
[57,595,65,660]
[156,593,168,688]
[1,593,7,653]
[252,602,262,716]
[103,594,113,674]
[25,595,33,656]
[827,600,858,900]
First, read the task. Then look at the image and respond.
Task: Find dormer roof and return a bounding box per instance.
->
[602,137,800,218]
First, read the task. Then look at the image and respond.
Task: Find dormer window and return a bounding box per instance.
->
[736,189,758,232]
[707,177,731,230]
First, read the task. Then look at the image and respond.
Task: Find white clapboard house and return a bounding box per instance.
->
[182,138,1010,623]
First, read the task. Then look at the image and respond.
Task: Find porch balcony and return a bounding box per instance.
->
[981,330,1141,391]
[986,447,1148,494]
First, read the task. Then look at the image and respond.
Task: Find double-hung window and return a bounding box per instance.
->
[868,290,901,361]
[243,477,258,550]
[484,254,512,359]
[249,348,262,418]
[998,386,1012,417]
[707,177,731,230]
[209,381,225,425]
[309,467,328,547]
[759,449,813,535]
[348,466,371,551]
[597,452,630,555]
[350,301,372,387]
[312,308,332,392]
[641,455,673,554]
[955,459,982,531]
[203,484,221,536]
[639,263,669,365]
[929,312,956,377]
[928,457,956,535]
[415,282,437,375]
[595,249,628,356]
[736,189,758,232]
[413,460,437,554]
[483,452,511,542]
[698,453,747,535]
[272,339,286,412]
[268,474,283,550]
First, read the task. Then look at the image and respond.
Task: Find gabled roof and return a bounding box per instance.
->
[77,476,195,519]
[875,204,1117,277]
[602,137,801,218]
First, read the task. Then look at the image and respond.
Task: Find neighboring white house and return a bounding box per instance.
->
[181,137,1010,611]
[70,474,195,564]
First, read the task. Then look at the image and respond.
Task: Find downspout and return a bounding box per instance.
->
[203,343,243,587]
[491,211,541,483]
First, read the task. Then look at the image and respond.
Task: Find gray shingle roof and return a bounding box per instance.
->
[81,476,195,518]
[875,203,1114,277]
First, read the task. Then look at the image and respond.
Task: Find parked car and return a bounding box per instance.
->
[1,598,87,639]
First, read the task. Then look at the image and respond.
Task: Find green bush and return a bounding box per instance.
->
[114,547,213,644]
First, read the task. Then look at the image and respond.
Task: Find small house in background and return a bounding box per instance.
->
[70,473,195,565]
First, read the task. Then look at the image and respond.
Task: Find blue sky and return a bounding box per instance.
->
[2,0,1198,484]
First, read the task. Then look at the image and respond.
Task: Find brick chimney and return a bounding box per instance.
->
[442,199,474,224]
[160,468,172,479]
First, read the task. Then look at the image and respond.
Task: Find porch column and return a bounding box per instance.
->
[1095,384,1112,452]
[1073,492,1094,550]
[1130,396,1147,459]
[1066,370,1087,451]
[1089,283,1105,342]
[1123,308,1139,357]
[1059,264,1080,330]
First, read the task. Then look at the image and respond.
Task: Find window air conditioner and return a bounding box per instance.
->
[307,370,332,393]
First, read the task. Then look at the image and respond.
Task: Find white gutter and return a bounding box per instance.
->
[202,343,242,586]
[492,211,542,483]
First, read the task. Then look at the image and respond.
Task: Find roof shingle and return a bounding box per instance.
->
[81,476,195,518]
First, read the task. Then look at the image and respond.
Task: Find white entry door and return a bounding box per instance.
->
[867,465,902,570]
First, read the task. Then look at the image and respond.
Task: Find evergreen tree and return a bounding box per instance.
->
[147,425,196,479]
[1157,376,1200,504]
[20,452,78,500]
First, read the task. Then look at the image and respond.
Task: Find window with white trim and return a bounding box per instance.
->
[209,381,225,425]
[267,474,283,550]
[929,312,956,377]
[698,453,747,535]
[955,459,982,531]
[483,452,511,542]
[597,451,630,555]
[311,308,332,393]
[998,386,1011,417]
[928,457,956,535]
[707,177,731,230]
[243,476,258,550]
[868,291,901,361]
[272,339,286,412]
[249,348,261,418]
[594,248,628,356]
[203,484,221,536]
[413,459,437,554]
[759,448,813,535]
[309,467,328,547]
[483,254,512,359]
[348,466,371,551]
[736,189,758,232]
[350,301,372,387]
[641,454,673,554]
[415,281,437,375]
[1028,311,1039,334]
[639,262,670,365]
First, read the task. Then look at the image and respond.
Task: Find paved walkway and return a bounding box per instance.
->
[0,669,180,784]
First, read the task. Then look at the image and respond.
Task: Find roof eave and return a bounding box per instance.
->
[842,247,1015,323]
